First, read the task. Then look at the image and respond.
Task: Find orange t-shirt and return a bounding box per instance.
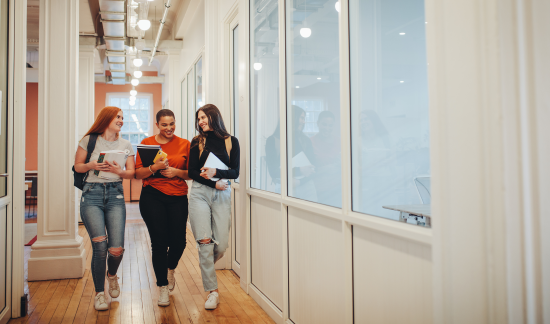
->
[136,135,191,196]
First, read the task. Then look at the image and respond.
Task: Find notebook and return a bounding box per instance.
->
[137,144,166,178]
[202,152,229,182]
[94,150,130,180]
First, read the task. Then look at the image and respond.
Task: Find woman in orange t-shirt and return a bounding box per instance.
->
[135,109,191,307]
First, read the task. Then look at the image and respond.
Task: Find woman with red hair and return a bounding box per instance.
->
[74,106,135,311]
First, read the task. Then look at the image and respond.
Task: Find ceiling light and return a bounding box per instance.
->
[335,1,340,12]
[296,86,300,88]
[317,77,321,80]
[300,28,312,38]
[253,63,262,71]
[130,89,137,96]
[131,78,140,86]
[399,32,406,35]
[129,100,136,106]
[134,70,142,78]
[130,95,136,101]
[400,81,404,83]
[133,57,143,67]
[137,20,151,31]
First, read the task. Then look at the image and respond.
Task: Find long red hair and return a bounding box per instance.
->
[82,106,122,139]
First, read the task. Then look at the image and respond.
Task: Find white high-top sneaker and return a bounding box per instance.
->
[107,274,120,298]
[94,292,108,311]
[158,285,170,306]
[205,291,219,310]
[167,269,176,292]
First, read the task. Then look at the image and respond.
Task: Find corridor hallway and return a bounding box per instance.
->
[9,212,274,324]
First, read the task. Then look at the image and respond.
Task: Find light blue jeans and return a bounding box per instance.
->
[188,181,231,291]
[80,182,126,293]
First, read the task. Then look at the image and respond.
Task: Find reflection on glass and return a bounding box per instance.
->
[250,0,280,194]
[196,58,203,109]
[187,71,194,139]
[350,0,430,221]
[233,25,239,138]
[233,25,240,183]
[285,0,342,207]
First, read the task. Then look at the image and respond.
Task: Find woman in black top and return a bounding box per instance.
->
[188,104,240,310]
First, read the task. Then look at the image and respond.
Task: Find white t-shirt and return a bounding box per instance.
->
[79,135,135,183]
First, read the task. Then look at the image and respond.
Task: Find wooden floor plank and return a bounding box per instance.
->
[11,215,276,324]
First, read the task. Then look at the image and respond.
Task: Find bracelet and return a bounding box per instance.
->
[148,165,155,174]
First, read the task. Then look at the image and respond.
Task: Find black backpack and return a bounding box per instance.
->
[72,134,98,190]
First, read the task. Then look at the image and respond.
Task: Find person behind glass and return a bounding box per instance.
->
[135,109,192,307]
[311,110,341,207]
[188,104,240,310]
[289,105,317,201]
[74,106,136,311]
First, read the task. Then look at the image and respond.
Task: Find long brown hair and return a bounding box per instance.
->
[82,106,122,139]
[193,104,230,147]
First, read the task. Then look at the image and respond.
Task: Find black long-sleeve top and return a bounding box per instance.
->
[189,131,240,188]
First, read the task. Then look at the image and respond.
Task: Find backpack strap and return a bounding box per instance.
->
[86,134,98,164]
[225,137,232,158]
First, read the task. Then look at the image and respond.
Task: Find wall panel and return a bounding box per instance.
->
[353,226,432,324]
[251,196,283,309]
[288,207,345,324]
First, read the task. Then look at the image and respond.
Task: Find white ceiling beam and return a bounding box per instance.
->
[174,0,202,40]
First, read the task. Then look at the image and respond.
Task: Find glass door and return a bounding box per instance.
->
[0,0,9,315]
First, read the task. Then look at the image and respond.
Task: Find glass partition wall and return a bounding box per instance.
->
[350,0,430,222]
[250,0,281,194]
[250,0,430,225]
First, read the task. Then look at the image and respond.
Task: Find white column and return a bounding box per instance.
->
[165,50,182,137]
[75,45,95,223]
[204,0,220,107]
[28,0,85,281]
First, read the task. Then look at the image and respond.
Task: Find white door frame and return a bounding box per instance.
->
[0,0,27,322]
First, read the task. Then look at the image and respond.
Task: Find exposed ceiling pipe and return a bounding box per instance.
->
[148,0,171,65]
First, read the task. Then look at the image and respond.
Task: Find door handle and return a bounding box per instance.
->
[0,173,8,178]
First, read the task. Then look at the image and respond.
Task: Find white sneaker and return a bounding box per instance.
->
[167,269,176,292]
[107,274,120,298]
[158,286,170,306]
[94,292,108,311]
[205,292,219,310]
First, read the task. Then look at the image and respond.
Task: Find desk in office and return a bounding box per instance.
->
[382,204,431,227]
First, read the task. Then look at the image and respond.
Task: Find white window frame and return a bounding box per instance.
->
[105,92,154,143]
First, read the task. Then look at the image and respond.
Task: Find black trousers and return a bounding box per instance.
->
[139,185,188,287]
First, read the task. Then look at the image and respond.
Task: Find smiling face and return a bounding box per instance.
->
[197,110,211,132]
[157,116,176,139]
[108,111,124,133]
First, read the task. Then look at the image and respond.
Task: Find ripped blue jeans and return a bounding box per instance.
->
[188,181,231,291]
[80,182,126,293]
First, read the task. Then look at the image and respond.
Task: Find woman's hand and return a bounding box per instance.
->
[215,180,229,191]
[200,167,217,180]
[88,160,109,172]
[152,157,169,172]
[104,160,123,175]
[160,167,177,178]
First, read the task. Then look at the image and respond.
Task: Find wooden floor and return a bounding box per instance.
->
[9,211,275,324]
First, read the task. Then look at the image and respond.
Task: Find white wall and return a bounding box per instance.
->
[179,0,205,77]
